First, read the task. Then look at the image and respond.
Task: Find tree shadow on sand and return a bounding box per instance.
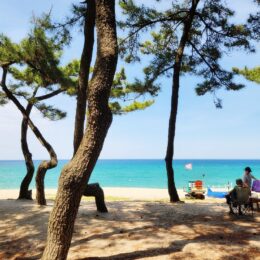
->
[0,199,259,259]
[74,201,260,259]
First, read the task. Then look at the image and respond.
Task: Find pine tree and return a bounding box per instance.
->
[0,9,158,206]
[42,0,118,258]
[0,21,77,204]
[47,0,159,212]
[46,1,159,156]
[119,0,257,202]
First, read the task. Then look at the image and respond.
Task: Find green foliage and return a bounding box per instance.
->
[109,68,158,114]
[233,66,260,84]
[0,91,8,106]
[60,59,80,95]
[110,100,154,115]
[0,16,78,120]
[0,35,21,66]
[119,0,257,106]
[46,1,159,115]
[35,103,67,121]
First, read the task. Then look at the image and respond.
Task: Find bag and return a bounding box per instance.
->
[252,180,260,192]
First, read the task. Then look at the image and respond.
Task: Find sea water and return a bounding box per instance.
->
[0,160,259,190]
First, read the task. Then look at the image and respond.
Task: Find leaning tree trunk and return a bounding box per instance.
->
[35,152,57,205]
[33,118,58,205]
[72,0,108,213]
[0,71,58,206]
[18,104,35,200]
[73,0,95,155]
[42,1,118,258]
[165,0,199,202]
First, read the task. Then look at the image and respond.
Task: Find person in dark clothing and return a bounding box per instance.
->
[225,179,250,214]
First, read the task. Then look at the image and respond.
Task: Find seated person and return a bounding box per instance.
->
[243,166,258,189]
[225,179,251,214]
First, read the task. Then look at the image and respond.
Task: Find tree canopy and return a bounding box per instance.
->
[0,21,76,119]
[118,0,258,107]
[36,6,160,117]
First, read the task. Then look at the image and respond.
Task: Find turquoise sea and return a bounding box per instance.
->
[0,160,259,190]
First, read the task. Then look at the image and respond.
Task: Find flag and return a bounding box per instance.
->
[185,163,192,170]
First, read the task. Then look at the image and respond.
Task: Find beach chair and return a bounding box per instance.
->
[229,187,253,216]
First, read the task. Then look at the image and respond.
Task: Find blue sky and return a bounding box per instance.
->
[0,0,259,160]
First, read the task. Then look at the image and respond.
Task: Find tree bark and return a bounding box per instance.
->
[73,0,108,212]
[73,0,95,155]
[165,0,199,202]
[0,70,58,206]
[83,183,108,213]
[42,0,118,258]
[31,90,63,204]
[35,156,57,205]
[18,104,34,200]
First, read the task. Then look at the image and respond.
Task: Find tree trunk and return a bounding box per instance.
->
[72,0,108,212]
[83,183,108,213]
[18,104,34,200]
[73,0,95,155]
[165,66,181,202]
[33,123,58,205]
[0,71,58,206]
[42,0,118,258]
[165,0,199,202]
[35,156,57,205]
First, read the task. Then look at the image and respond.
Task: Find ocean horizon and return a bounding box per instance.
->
[0,159,259,190]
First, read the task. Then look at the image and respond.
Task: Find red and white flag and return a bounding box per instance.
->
[185,163,192,170]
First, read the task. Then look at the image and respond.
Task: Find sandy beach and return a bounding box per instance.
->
[0,188,259,260]
[0,188,186,201]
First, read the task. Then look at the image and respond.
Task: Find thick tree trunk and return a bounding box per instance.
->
[18,104,34,200]
[42,1,118,258]
[73,0,108,212]
[73,0,95,155]
[165,0,199,203]
[83,183,108,213]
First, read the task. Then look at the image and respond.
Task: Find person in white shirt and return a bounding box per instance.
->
[243,167,258,188]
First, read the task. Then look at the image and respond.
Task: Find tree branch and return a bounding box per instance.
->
[35,89,63,101]
[0,67,56,156]
[188,40,230,88]
[119,10,189,46]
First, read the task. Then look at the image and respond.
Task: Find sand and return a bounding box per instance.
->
[0,188,259,260]
[0,188,185,201]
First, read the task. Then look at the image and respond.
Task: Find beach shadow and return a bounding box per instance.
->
[73,201,259,259]
[0,199,51,259]
[0,199,259,259]
[79,229,259,260]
